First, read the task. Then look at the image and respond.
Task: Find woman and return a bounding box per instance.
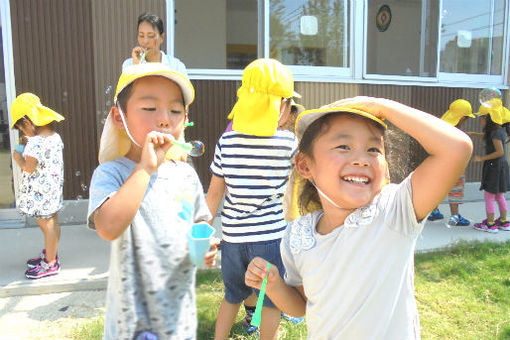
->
[122,12,187,75]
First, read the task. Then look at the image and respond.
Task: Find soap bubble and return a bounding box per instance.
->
[479,87,502,108]
[105,86,112,95]
[81,183,88,191]
[76,195,83,200]
[188,140,205,157]
[75,170,81,177]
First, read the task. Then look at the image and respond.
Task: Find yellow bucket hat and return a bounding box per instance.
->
[228,58,296,136]
[99,63,195,164]
[440,99,475,126]
[476,102,510,125]
[10,93,64,129]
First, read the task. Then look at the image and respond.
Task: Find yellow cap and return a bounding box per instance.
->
[10,93,64,129]
[99,63,193,163]
[440,99,475,126]
[476,102,510,125]
[228,58,295,136]
[114,63,194,106]
[295,101,387,141]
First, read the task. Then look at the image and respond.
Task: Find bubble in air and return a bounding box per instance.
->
[188,140,205,157]
[81,183,88,191]
[75,171,81,177]
[76,195,83,200]
[479,87,502,108]
[105,86,112,95]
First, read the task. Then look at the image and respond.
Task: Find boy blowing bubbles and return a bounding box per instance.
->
[88,63,217,339]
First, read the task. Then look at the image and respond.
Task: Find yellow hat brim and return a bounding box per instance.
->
[295,107,387,140]
[114,63,195,106]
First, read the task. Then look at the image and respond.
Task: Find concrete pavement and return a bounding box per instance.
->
[1,183,509,298]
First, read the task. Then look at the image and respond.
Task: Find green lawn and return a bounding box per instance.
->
[72,241,510,340]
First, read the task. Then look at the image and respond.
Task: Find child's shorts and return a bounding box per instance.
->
[220,239,284,308]
[448,175,465,204]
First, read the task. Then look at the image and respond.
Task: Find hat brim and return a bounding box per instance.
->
[114,63,195,106]
[295,107,387,140]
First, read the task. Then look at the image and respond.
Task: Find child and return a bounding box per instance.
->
[87,63,218,340]
[206,58,298,340]
[245,96,473,339]
[427,99,475,226]
[10,93,64,279]
[240,98,306,335]
[470,103,510,233]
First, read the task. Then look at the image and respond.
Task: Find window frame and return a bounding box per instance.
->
[436,0,509,86]
[167,0,509,88]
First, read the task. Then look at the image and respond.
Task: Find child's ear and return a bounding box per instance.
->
[295,153,312,179]
[110,106,125,130]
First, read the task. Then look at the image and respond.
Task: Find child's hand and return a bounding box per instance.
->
[204,237,220,268]
[131,46,146,64]
[328,96,393,120]
[245,257,281,290]
[139,131,173,173]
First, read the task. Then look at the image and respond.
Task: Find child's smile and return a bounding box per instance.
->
[304,114,387,210]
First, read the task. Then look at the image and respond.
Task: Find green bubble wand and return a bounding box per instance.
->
[251,263,271,327]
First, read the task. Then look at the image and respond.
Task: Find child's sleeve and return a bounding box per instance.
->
[383,174,426,237]
[280,222,303,287]
[23,137,42,162]
[87,163,124,230]
[209,138,224,178]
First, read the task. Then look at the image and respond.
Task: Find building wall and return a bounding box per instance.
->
[10,0,97,200]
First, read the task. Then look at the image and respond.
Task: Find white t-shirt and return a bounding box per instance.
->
[122,50,188,76]
[281,175,425,340]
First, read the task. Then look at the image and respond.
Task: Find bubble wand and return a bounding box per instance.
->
[251,263,271,327]
[139,50,147,64]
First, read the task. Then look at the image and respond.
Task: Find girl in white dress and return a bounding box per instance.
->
[10,93,64,279]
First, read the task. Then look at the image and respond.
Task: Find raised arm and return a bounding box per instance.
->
[94,131,172,241]
[334,97,473,220]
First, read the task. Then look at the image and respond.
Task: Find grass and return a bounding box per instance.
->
[70,241,510,340]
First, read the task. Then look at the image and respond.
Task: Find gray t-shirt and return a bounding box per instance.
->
[87,158,211,340]
[282,175,425,340]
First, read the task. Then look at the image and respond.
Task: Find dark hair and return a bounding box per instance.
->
[137,12,164,35]
[116,82,134,114]
[297,112,386,214]
[483,114,510,144]
[13,115,57,132]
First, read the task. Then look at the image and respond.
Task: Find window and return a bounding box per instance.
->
[173,0,508,87]
[439,0,506,76]
[269,0,349,69]
[174,0,258,69]
[365,0,439,78]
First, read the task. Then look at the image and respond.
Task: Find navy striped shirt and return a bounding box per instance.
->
[210,130,298,243]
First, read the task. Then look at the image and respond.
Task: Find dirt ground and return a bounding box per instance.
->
[0,290,105,340]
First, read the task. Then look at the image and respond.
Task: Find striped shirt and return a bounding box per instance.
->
[210,130,298,243]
